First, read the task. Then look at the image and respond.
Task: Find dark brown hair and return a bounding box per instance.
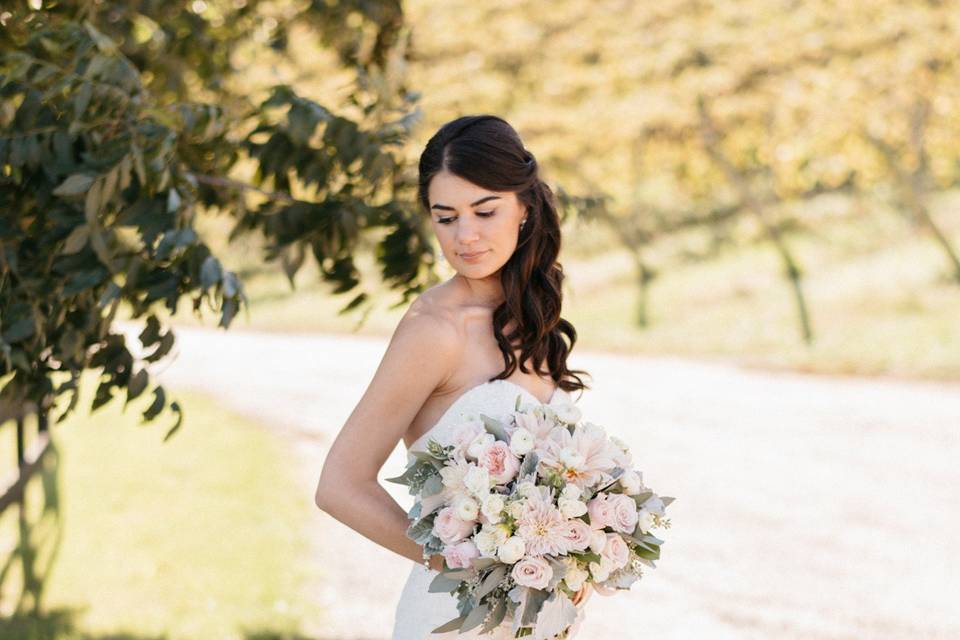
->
[417,115,590,396]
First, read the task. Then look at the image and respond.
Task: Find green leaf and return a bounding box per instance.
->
[2,316,35,343]
[74,81,93,119]
[481,413,510,442]
[460,602,489,632]
[428,572,462,594]
[200,255,222,289]
[519,452,539,478]
[481,597,507,633]
[126,368,148,404]
[432,614,468,634]
[84,176,102,222]
[477,565,507,599]
[161,401,184,441]
[53,173,94,197]
[61,224,91,254]
[421,474,443,497]
[141,385,165,421]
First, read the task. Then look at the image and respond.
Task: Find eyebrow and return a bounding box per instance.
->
[430,195,501,211]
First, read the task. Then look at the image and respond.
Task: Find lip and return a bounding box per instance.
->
[459,250,489,261]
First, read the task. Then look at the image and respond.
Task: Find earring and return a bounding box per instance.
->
[520,218,527,229]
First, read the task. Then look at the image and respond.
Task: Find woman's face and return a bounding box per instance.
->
[427,170,527,279]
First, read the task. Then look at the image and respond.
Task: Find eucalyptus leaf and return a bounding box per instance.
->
[460,602,490,633]
[477,565,507,599]
[428,572,462,594]
[431,614,468,634]
[480,413,510,442]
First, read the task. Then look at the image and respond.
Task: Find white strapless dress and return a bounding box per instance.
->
[391,378,588,640]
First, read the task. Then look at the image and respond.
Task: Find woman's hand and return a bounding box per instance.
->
[428,554,444,572]
[571,583,592,606]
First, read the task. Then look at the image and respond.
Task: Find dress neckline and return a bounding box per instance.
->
[406,379,562,452]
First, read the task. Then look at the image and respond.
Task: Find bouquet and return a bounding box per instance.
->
[388,393,674,639]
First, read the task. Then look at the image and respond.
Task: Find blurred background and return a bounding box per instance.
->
[1,0,958,639]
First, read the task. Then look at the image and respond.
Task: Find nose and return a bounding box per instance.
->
[455,217,481,247]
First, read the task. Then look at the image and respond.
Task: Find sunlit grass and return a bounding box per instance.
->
[0,371,323,639]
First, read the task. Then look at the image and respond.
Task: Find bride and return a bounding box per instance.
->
[315,115,593,638]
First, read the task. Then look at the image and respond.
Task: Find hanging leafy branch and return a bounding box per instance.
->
[0,2,429,439]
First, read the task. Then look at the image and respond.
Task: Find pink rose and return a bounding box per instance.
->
[601,533,629,570]
[560,518,592,552]
[432,506,475,544]
[477,441,520,484]
[511,556,553,589]
[444,420,485,458]
[608,494,639,534]
[587,493,616,530]
[442,539,480,569]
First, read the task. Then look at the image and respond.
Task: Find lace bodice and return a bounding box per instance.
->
[407,378,572,455]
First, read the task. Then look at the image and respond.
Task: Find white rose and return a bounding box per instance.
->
[481,494,505,524]
[466,432,495,459]
[509,427,535,457]
[463,465,491,496]
[455,497,479,521]
[474,529,499,556]
[558,497,588,519]
[589,558,613,583]
[635,508,656,534]
[589,530,607,554]
[560,484,582,501]
[619,470,643,495]
[564,565,589,591]
[553,402,582,425]
[506,500,526,520]
[497,536,526,564]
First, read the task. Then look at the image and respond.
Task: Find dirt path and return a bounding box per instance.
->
[119,321,960,640]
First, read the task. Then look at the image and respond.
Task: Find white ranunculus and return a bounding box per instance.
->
[635,507,656,534]
[564,564,589,591]
[466,432,495,460]
[481,494,505,524]
[455,497,479,521]
[558,497,588,519]
[463,465,491,496]
[497,536,526,564]
[589,529,607,554]
[516,480,538,499]
[552,402,582,425]
[560,484,582,501]
[619,470,643,495]
[509,427,535,457]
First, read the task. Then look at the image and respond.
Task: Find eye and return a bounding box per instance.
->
[435,210,496,225]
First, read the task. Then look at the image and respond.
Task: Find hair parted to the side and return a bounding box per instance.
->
[417,114,591,396]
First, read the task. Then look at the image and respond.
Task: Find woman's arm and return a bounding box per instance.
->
[314,303,461,568]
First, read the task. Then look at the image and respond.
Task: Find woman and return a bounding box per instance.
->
[315,115,593,638]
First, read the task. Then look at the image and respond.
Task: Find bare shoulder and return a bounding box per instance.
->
[390,281,464,367]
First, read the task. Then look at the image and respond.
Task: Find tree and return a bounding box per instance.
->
[0,1,431,439]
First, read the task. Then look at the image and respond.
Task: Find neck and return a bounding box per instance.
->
[455,273,505,309]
